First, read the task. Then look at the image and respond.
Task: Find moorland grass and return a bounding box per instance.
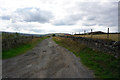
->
[72,34,120,41]
[53,37,120,78]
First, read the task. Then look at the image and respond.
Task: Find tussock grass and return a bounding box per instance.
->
[2,37,48,59]
[72,34,120,41]
[53,37,120,78]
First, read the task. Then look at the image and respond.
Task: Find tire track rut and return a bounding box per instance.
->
[2,38,94,78]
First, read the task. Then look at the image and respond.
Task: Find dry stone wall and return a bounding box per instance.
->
[61,36,120,58]
[2,36,33,51]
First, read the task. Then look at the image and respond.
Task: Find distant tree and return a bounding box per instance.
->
[52,34,55,37]
[15,32,20,37]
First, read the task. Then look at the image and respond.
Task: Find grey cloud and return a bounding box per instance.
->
[30,29,44,33]
[15,8,53,23]
[0,7,53,23]
[11,24,23,31]
[53,20,75,26]
[78,2,118,27]
[53,2,118,27]
[82,23,96,26]
[53,14,83,26]
[10,23,45,33]
[70,14,83,21]
[119,2,120,32]
[87,16,96,21]
[0,15,11,20]
[73,28,91,32]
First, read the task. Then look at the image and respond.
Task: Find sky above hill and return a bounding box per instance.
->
[0,0,119,34]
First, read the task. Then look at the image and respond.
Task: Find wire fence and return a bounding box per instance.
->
[71,28,120,41]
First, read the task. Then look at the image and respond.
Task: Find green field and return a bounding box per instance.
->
[2,37,48,59]
[53,37,120,78]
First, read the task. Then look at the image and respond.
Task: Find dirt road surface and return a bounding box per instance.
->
[2,38,94,78]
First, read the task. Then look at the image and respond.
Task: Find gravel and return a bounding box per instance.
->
[2,37,94,78]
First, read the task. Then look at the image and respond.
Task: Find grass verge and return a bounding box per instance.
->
[2,37,48,59]
[53,37,120,78]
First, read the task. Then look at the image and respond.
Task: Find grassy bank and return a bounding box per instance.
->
[53,37,120,78]
[2,37,48,59]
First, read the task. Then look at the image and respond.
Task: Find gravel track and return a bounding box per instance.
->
[2,38,94,78]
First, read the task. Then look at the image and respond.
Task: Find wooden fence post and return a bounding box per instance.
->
[91,29,93,38]
[118,31,120,41]
[84,30,86,37]
[107,28,109,40]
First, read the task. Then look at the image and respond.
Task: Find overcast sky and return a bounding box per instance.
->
[0,0,119,34]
